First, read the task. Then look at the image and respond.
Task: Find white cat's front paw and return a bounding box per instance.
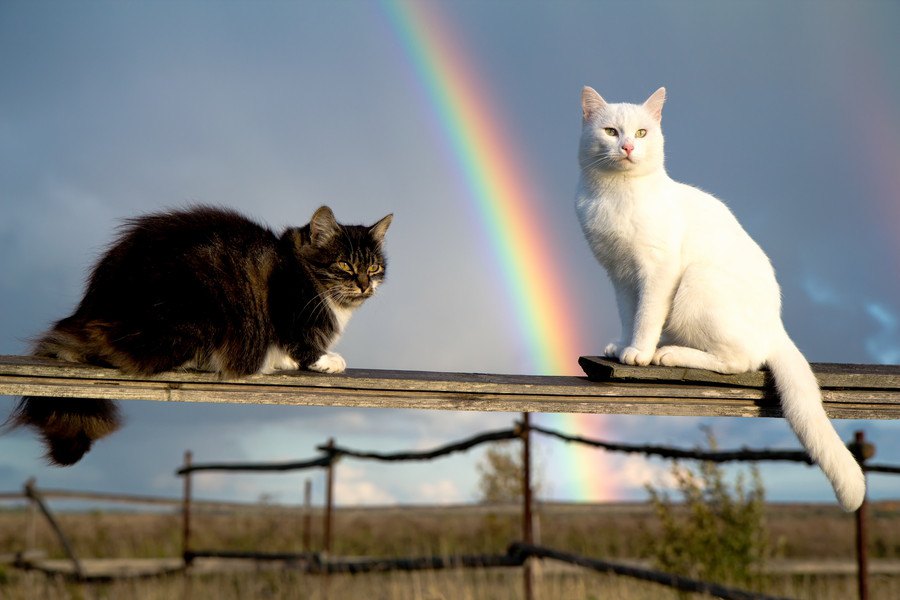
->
[308,352,347,374]
[603,342,620,358]
[619,346,653,366]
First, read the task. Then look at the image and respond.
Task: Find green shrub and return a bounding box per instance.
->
[644,430,771,590]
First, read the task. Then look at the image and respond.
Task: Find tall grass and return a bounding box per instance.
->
[2,501,898,561]
[2,501,900,599]
[3,565,900,599]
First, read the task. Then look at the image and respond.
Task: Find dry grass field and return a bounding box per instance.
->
[2,500,900,598]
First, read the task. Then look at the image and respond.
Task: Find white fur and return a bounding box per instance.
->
[327,298,354,335]
[575,86,865,511]
[180,350,225,373]
[306,300,355,374]
[178,302,354,376]
[258,345,300,375]
[309,351,347,374]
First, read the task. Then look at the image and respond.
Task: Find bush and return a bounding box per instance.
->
[644,430,770,590]
[476,441,543,504]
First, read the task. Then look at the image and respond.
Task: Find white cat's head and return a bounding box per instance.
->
[578,86,666,176]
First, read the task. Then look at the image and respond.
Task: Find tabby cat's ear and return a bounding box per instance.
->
[309,206,340,246]
[582,86,607,123]
[643,87,666,123]
[369,213,393,245]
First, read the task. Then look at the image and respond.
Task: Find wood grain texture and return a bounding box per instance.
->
[579,356,900,389]
[1,355,899,420]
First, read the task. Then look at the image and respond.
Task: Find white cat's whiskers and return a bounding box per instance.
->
[584,154,611,170]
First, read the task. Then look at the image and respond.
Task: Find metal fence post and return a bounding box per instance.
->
[853,430,874,600]
[303,478,313,553]
[324,438,335,555]
[182,450,193,566]
[521,413,534,600]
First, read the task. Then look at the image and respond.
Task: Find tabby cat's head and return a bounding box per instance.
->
[579,86,666,176]
[293,206,393,308]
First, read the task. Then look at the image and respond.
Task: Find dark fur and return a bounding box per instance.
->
[7,205,392,465]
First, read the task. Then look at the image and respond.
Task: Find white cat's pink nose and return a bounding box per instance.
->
[622,142,634,156]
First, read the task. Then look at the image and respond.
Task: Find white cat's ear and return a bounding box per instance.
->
[643,87,666,123]
[309,206,340,246]
[369,213,393,244]
[582,86,607,122]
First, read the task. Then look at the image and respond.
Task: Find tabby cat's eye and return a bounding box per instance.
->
[367,264,383,275]
[635,129,648,138]
[603,127,618,137]
[336,261,354,273]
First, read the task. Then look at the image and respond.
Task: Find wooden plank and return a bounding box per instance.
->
[1,355,899,420]
[579,356,900,390]
[15,557,186,580]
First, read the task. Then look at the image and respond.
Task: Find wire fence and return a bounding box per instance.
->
[169,418,894,600]
[6,418,895,599]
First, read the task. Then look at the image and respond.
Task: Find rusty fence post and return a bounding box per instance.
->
[521,413,534,600]
[853,430,875,600]
[324,438,335,555]
[303,478,313,553]
[182,450,193,566]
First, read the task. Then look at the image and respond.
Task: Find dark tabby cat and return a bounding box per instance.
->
[7,205,393,465]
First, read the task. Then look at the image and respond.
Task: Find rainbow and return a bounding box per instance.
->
[380,0,581,376]
[380,0,618,501]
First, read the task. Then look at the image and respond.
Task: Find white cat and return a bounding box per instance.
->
[574,86,865,511]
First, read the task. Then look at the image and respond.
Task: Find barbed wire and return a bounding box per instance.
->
[173,421,897,476]
[528,423,814,464]
[317,427,520,461]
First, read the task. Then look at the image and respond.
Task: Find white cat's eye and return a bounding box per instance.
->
[603,127,618,137]
[635,129,648,138]
[336,261,354,273]
[367,264,383,275]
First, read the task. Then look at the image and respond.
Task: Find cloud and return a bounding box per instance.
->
[334,464,396,506]
[801,274,843,308]
[415,480,464,505]
[800,273,900,365]
[865,302,900,364]
[611,455,680,491]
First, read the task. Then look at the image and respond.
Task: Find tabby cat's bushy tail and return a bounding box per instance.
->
[8,396,121,465]
[5,319,122,466]
[768,334,866,511]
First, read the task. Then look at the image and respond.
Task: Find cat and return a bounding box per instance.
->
[574,86,865,511]
[7,205,393,466]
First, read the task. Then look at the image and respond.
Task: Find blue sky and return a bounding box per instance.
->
[1,0,899,508]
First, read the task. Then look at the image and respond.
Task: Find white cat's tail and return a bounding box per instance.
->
[767,334,866,511]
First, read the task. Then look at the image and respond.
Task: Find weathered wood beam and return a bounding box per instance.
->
[1,355,898,420]
[578,356,900,389]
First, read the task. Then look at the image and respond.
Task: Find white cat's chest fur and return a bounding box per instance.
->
[576,174,683,283]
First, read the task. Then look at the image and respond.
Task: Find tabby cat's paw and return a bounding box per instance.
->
[273,356,300,371]
[619,346,653,366]
[258,347,300,374]
[309,352,347,374]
